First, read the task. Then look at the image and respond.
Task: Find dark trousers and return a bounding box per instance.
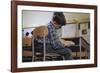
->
[54,47,73,60]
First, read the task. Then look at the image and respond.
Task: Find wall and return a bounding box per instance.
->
[23,11,89,28]
[0,0,99,73]
[22,11,53,28]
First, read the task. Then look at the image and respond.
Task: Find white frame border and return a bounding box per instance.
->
[17,5,94,68]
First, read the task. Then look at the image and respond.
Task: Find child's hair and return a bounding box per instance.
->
[52,15,62,25]
[53,12,66,26]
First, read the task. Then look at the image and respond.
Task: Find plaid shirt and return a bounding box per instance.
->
[47,22,64,49]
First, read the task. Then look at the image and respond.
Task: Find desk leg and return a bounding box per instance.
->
[79,37,82,59]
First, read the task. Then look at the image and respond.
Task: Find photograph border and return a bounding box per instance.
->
[11,1,97,72]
